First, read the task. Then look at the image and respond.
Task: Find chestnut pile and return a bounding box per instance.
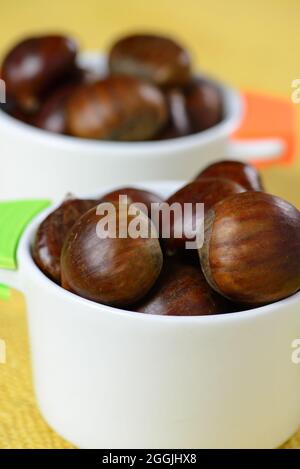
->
[1,32,223,140]
[32,160,300,316]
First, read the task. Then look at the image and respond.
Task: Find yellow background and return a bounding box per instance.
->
[0,0,300,448]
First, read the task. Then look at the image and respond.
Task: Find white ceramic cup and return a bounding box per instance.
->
[0,180,299,449]
[0,53,284,201]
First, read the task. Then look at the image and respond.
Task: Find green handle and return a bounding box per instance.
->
[0,199,51,300]
[0,283,11,300]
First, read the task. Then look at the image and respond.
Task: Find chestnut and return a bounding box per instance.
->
[108,33,192,87]
[61,202,163,307]
[185,78,223,132]
[66,75,168,140]
[136,257,230,315]
[0,83,32,123]
[100,187,163,215]
[100,187,164,237]
[32,198,98,283]
[2,35,78,112]
[165,178,245,251]
[196,160,264,191]
[1,99,33,124]
[199,191,300,305]
[33,84,77,134]
[156,88,190,139]
[32,62,103,134]
[0,92,16,114]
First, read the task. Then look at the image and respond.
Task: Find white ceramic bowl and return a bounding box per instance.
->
[0,180,299,449]
[0,53,284,201]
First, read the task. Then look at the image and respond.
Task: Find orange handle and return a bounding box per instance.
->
[231,91,297,167]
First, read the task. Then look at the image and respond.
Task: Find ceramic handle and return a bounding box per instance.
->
[226,137,285,162]
[0,199,51,298]
[0,270,23,295]
[228,90,295,165]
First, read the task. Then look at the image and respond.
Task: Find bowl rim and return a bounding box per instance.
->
[0,51,243,154]
[19,179,300,324]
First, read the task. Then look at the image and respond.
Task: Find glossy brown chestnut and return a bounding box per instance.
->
[32,61,104,134]
[158,88,191,139]
[185,78,223,132]
[136,257,230,315]
[61,203,163,307]
[0,78,32,123]
[165,178,245,251]
[2,35,78,111]
[100,187,163,215]
[199,191,300,305]
[33,84,77,134]
[196,160,264,191]
[0,91,16,114]
[66,75,168,140]
[108,34,191,87]
[1,98,33,124]
[32,198,98,283]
